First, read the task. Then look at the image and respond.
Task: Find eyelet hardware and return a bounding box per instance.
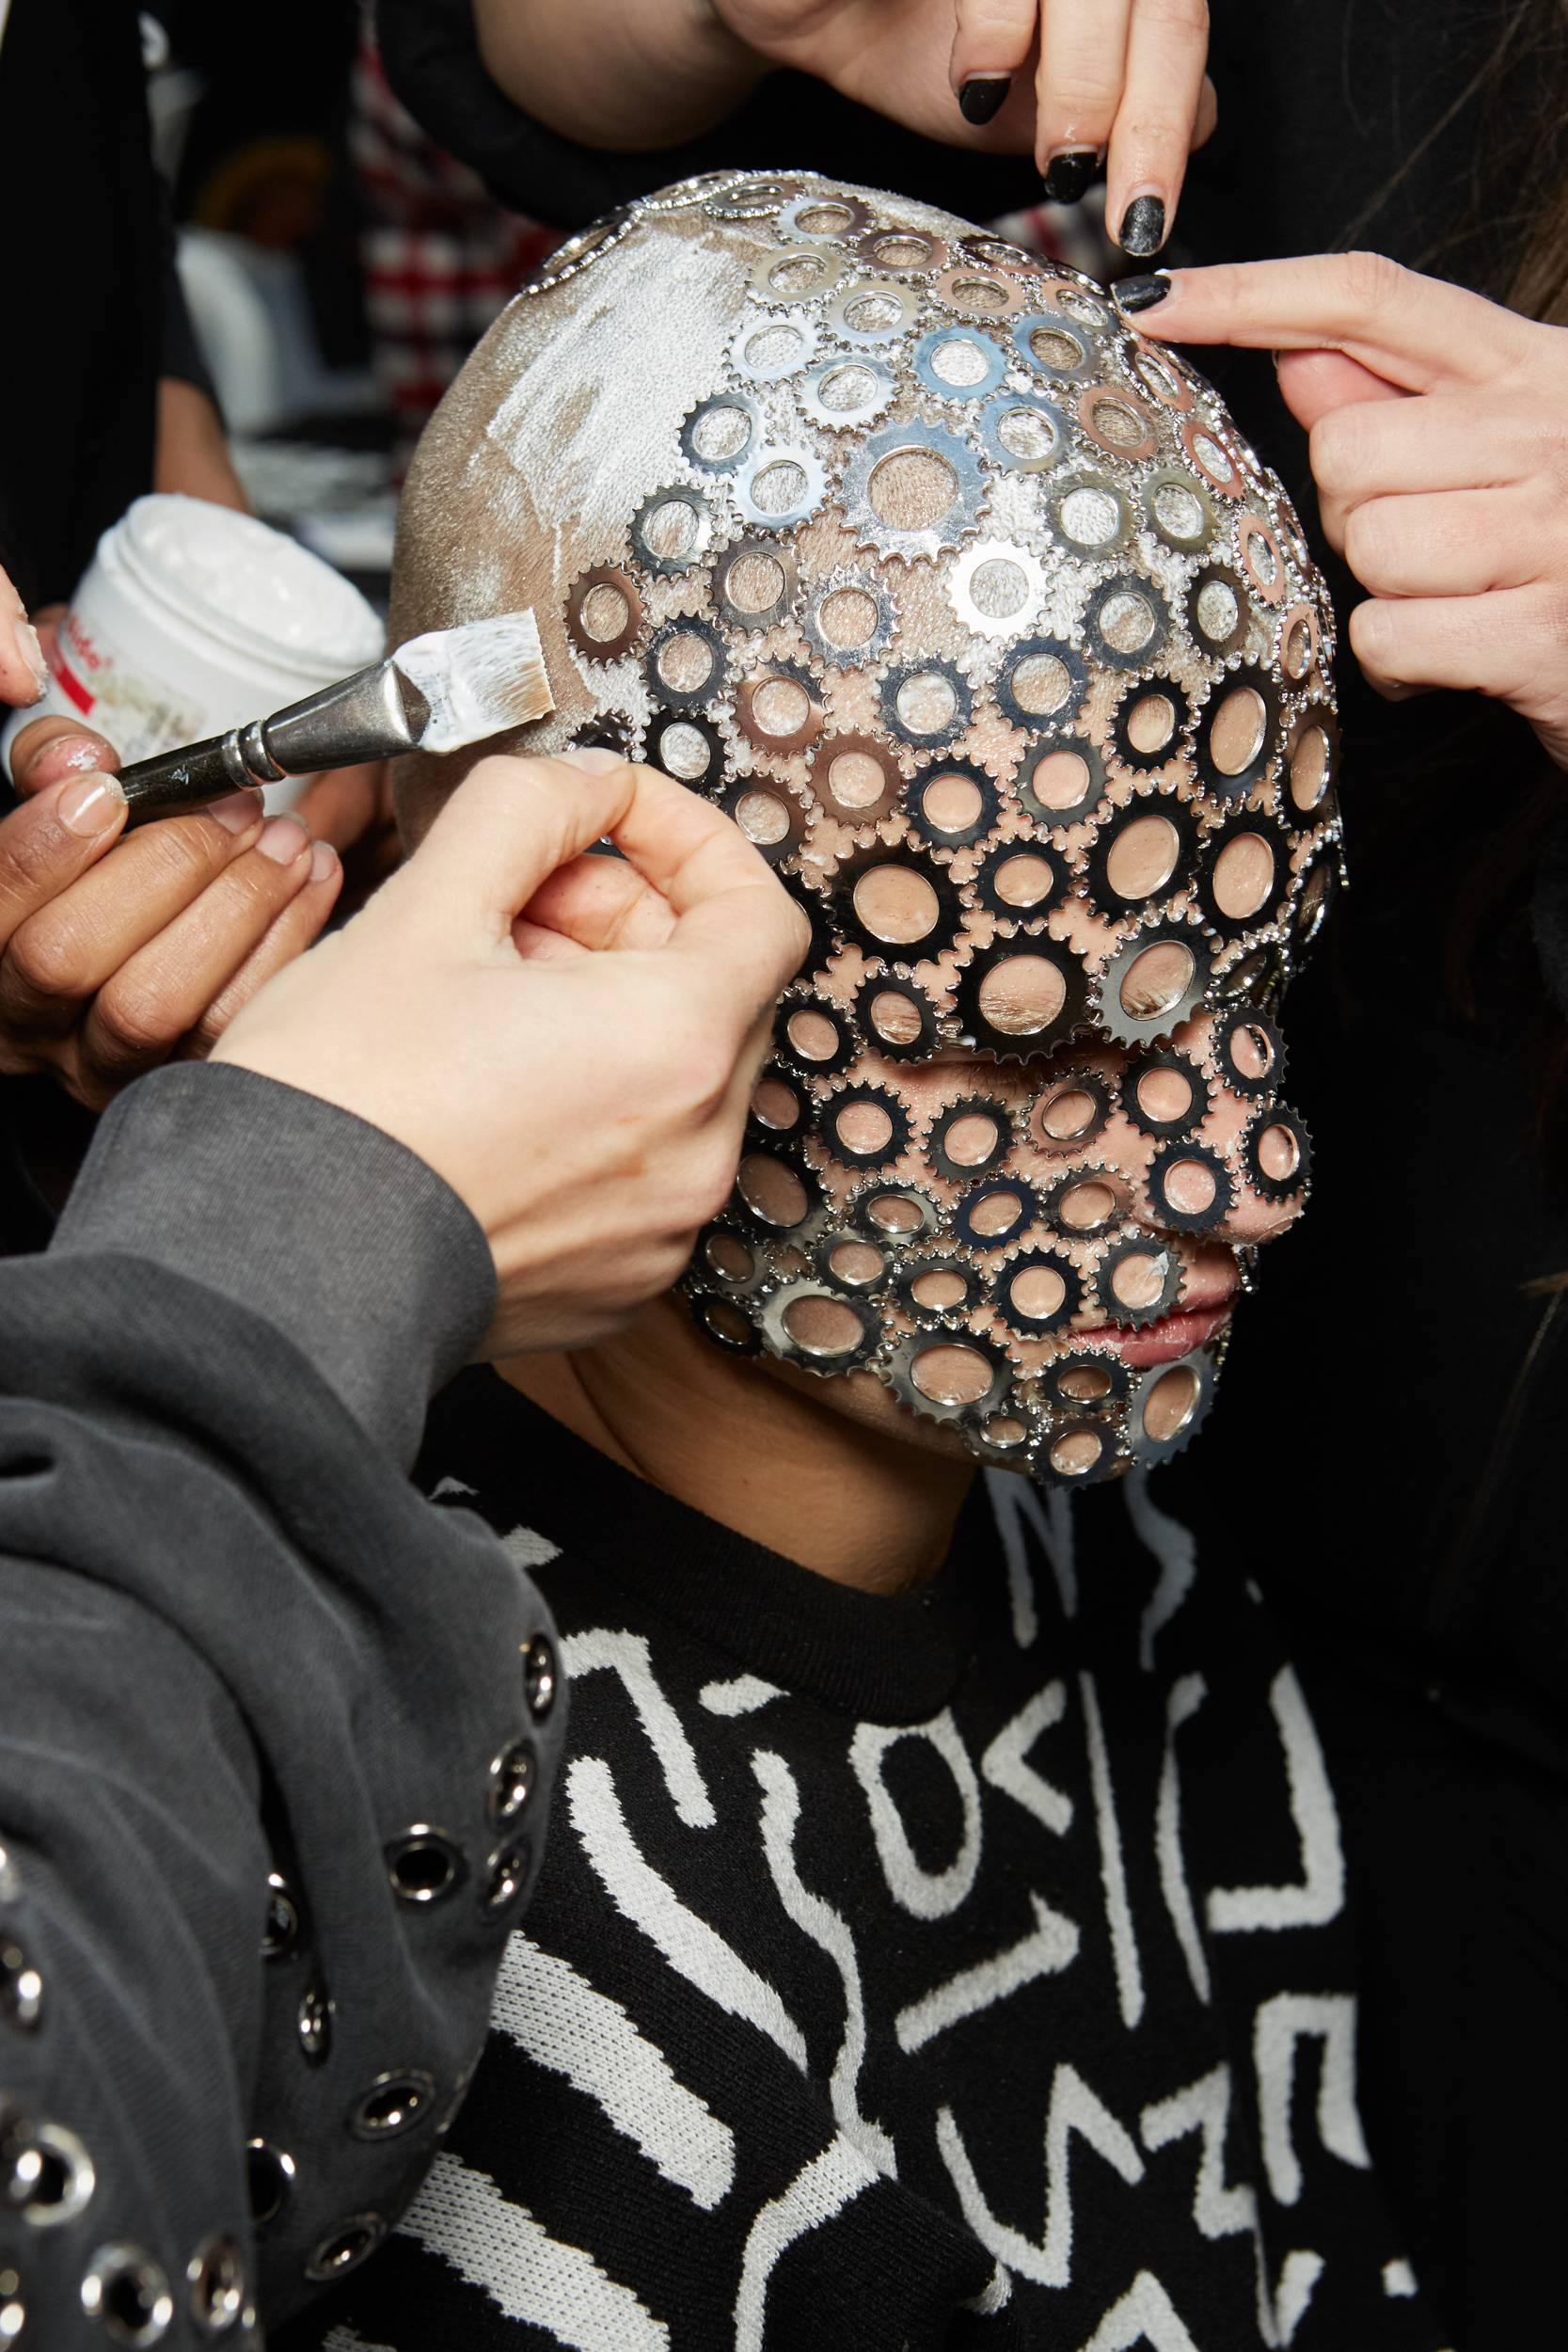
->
[524,1635,558,1720]
[185,2234,246,2339]
[384,1828,467,1907]
[303,2215,384,2285]
[347,2071,437,2142]
[80,2244,173,2345]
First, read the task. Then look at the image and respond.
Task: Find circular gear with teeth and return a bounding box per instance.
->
[800,570,898,668]
[946,539,1048,643]
[643,615,728,711]
[912,322,1009,405]
[923,1094,1015,1184]
[644,707,726,793]
[713,537,800,633]
[1094,1236,1185,1329]
[689,1221,774,1299]
[829,840,965,964]
[891,1250,986,1325]
[1081,570,1172,673]
[956,936,1089,1061]
[1196,812,1294,942]
[1127,1346,1217,1467]
[905,758,1003,854]
[629,483,718,578]
[1081,799,1200,925]
[1193,660,1282,802]
[721,773,808,866]
[1240,1104,1313,1202]
[952,1177,1041,1249]
[1038,1349,1130,1414]
[1121,1047,1211,1141]
[1025,1067,1116,1156]
[1036,1414,1129,1487]
[679,389,762,477]
[728,308,820,383]
[771,986,858,1079]
[883,1330,1014,1426]
[731,1148,832,1248]
[812,1227,894,1295]
[994,635,1088,735]
[797,354,897,433]
[839,417,990,564]
[879,656,974,752]
[1094,920,1212,1049]
[735,659,825,755]
[733,443,829,532]
[1041,1161,1132,1240]
[815,1081,912,1172]
[1018,733,1109,833]
[1185,562,1250,658]
[1211,1007,1286,1100]
[849,1180,943,1245]
[564,564,643,662]
[686,1290,766,1356]
[973,389,1073,476]
[808,732,904,828]
[1110,675,1193,774]
[969,839,1071,927]
[1146,1140,1234,1233]
[758,1280,883,1374]
[962,1398,1043,1470]
[990,1247,1084,1338]
[781,875,838,981]
[854,969,944,1063]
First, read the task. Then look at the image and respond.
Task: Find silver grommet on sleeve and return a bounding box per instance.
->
[80,2244,173,2345]
[482,1843,532,1917]
[186,2235,245,2338]
[487,1740,536,1826]
[347,2072,436,2141]
[523,1637,557,1721]
[0,2261,23,2345]
[303,2215,384,2283]
[384,1829,466,1906]
[4,2112,95,2229]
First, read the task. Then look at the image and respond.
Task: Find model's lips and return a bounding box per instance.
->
[1070,1300,1233,1369]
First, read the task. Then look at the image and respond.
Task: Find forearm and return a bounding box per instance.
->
[474,0,769,150]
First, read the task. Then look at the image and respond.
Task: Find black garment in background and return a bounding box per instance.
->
[0,0,162,610]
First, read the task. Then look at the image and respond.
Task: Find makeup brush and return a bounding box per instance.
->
[116,610,554,825]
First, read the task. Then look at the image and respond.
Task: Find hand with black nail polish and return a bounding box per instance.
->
[472,0,1214,228]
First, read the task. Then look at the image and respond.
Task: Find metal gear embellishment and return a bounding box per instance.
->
[473,167,1339,1463]
[839,417,989,564]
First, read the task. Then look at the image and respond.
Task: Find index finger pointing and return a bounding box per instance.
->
[1121,252,1540,392]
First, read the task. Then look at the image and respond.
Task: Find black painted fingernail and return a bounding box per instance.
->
[1117,195,1166,257]
[959,76,1010,124]
[1041,149,1098,205]
[1114,272,1172,313]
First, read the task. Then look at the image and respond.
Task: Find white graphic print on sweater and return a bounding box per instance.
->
[294,1399,1445,2352]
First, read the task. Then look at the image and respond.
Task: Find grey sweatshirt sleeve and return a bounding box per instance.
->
[0,1064,565,2346]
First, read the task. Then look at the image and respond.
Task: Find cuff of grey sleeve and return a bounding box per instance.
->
[50,1062,497,1467]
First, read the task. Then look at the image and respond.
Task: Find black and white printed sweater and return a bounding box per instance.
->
[287,1368,1446,2352]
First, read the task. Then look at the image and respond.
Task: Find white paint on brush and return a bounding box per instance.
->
[396,609,553,751]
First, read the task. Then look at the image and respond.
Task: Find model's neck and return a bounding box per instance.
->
[495,1296,974,1596]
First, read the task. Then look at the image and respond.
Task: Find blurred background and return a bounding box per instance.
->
[146,0,1110,621]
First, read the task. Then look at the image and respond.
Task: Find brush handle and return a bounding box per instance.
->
[118,660,432,826]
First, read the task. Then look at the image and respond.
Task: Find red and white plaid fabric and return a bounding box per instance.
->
[349,13,560,444]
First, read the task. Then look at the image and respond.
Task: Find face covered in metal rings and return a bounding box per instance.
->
[389,171,1342,1489]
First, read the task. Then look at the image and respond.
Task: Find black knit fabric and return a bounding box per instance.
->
[289,1368,1444,2351]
